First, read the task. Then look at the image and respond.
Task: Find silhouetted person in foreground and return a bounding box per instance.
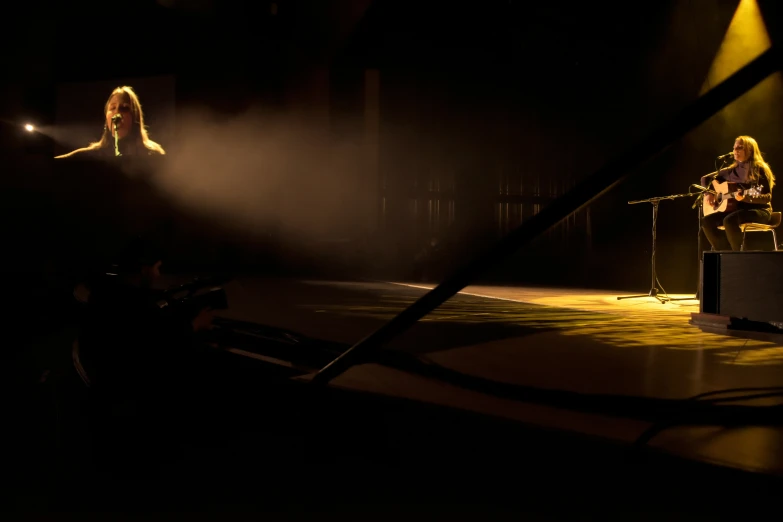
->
[76,237,217,477]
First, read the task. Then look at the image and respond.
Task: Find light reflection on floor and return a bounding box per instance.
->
[221,278,783,397]
[389,283,781,361]
[222,278,783,473]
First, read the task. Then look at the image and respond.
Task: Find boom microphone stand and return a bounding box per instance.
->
[692,158,731,298]
[617,191,701,303]
[673,183,717,302]
[692,186,707,299]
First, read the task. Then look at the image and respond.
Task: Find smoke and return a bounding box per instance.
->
[153,106,374,244]
[46,124,105,153]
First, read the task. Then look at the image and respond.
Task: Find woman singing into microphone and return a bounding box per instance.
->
[700,135,775,252]
[56,86,166,158]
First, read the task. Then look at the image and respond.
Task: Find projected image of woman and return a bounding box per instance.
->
[55,86,166,158]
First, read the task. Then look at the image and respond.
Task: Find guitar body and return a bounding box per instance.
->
[713,181,743,195]
[703,180,744,217]
[703,196,738,216]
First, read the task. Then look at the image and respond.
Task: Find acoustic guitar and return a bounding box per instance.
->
[702,179,761,216]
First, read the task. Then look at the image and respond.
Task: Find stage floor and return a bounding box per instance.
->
[209,277,783,476]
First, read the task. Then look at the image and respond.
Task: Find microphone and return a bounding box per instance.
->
[110,114,123,156]
[716,151,734,161]
[691,184,711,209]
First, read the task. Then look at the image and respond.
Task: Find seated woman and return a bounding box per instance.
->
[55,86,166,158]
[700,135,775,253]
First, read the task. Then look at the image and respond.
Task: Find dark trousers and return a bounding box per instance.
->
[700,208,771,255]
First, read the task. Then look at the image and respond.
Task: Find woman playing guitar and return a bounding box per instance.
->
[700,135,776,254]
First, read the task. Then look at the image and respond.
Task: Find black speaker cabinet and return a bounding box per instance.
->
[701,251,783,323]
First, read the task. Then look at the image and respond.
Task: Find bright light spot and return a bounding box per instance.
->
[24,124,34,132]
[699,0,783,125]
[701,0,773,95]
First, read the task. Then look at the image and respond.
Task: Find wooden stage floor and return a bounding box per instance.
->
[204,277,783,477]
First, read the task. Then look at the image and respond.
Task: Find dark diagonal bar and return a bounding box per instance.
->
[311,47,781,386]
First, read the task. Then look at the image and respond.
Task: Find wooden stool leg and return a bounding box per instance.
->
[773,229,779,251]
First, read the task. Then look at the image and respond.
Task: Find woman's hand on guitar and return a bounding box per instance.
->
[705,193,715,206]
[735,188,745,201]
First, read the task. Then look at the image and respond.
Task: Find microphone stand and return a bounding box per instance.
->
[112,120,122,157]
[667,184,714,302]
[691,158,730,298]
[617,191,702,303]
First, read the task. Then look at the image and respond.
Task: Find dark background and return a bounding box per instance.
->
[2,0,783,293]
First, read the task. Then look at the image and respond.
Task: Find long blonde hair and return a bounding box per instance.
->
[55,86,165,158]
[729,135,775,191]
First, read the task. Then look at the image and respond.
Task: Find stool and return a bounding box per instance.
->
[718,211,782,251]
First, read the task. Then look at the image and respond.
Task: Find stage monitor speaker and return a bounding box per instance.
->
[701,251,783,323]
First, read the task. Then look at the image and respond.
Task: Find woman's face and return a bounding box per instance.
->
[106,94,132,139]
[733,139,749,163]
